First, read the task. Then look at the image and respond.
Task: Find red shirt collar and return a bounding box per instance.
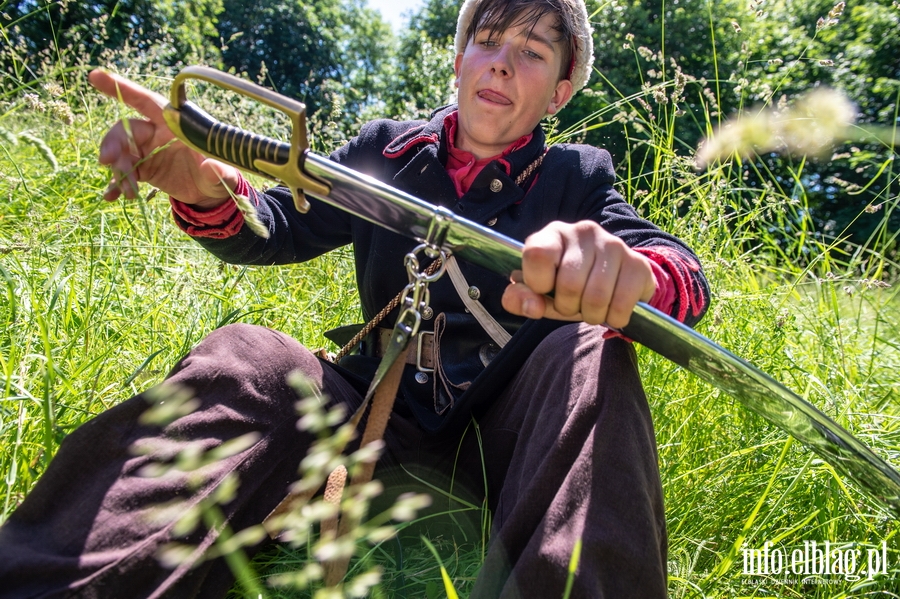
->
[443,110,532,161]
[443,110,533,198]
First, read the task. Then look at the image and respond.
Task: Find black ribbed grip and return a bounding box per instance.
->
[177,101,291,175]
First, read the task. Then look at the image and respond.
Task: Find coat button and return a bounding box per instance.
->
[489,179,503,193]
[422,306,434,320]
[487,217,498,226]
[415,372,429,384]
[467,286,481,300]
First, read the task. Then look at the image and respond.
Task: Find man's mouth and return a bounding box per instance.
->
[477,89,512,105]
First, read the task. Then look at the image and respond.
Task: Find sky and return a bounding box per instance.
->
[366,0,425,33]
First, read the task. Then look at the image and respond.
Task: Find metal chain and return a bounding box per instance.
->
[332,150,546,362]
[334,258,442,362]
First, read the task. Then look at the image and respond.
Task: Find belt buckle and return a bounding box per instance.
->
[416,330,434,373]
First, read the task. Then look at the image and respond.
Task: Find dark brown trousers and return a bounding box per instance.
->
[0,322,667,598]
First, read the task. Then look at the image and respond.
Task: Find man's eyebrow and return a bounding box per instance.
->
[521,29,559,53]
[475,24,560,54]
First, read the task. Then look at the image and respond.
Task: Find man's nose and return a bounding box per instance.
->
[491,43,514,77]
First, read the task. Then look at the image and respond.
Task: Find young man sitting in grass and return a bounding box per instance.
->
[0,0,709,596]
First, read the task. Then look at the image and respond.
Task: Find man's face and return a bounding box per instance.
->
[454,11,573,159]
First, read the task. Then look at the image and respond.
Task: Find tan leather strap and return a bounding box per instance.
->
[324,354,407,585]
[372,327,435,370]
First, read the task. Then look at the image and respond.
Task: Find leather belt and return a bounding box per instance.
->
[371,327,435,372]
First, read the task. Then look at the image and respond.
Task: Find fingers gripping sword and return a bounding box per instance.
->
[163,66,900,517]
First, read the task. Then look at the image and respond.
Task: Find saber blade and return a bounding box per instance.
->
[625,306,900,515]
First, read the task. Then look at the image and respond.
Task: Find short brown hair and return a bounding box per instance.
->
[464,0,577,82]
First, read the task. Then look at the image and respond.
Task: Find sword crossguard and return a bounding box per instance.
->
[162,65,330,213]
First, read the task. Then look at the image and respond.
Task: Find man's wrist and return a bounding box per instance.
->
[169,175,252,239]
[189,196,231,211]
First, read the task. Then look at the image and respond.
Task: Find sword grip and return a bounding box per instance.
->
[162,65,329,213]
[168,101,291,176]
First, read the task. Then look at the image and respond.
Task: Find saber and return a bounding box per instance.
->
[163,66,900,517]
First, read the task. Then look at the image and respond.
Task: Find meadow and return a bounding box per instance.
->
[2,12,900,599]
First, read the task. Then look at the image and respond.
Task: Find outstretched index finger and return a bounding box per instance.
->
[88,68,168,122]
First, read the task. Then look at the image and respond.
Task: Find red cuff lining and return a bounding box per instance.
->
[633,246,705,323]
[169,175,252,239]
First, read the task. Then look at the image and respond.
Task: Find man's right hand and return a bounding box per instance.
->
[89,69,241,209]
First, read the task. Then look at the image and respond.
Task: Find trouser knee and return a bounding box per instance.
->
[164,323,327,415]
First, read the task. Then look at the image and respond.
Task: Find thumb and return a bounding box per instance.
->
[502,272,549,320]
[89,68,168,122]
[197,157,242,201]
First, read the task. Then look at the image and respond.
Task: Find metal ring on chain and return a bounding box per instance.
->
[405,243,450,284]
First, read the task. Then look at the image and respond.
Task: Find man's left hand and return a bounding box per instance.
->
[501,220,656,329]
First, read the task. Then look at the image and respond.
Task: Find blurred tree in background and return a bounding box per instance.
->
[0,0,223,73]
[216,0,380,116]
[381,0,460,118]
[0,0,393,117]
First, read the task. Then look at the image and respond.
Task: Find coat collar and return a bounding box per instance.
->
[382,105,548,226]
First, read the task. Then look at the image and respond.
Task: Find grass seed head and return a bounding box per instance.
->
[0,128,17,147]
[695,88,855,168]
[24,93,45,112]
[18,132,59,172]
[829,2,846,19]
[42,82,64,97]
[232,193,270,239]
[48,100,74,125]
[817,2,845,30]
[650,84,668,104]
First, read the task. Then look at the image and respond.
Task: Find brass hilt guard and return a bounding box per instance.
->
[163,65,330,213]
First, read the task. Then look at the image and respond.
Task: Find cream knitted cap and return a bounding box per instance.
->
[454,0,594,108]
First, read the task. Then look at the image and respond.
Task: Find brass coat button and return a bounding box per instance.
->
[489,179,503,193]
[468,286,481,300]
[487,217,498,226]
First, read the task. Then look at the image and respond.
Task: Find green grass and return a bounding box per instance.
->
[2,28,900,599]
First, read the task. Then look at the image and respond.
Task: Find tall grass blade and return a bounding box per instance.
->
[421,536,460,599]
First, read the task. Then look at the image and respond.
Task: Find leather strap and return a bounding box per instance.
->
[372,327,435,370]
[445,256,511,348]
[325,355,407,585]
